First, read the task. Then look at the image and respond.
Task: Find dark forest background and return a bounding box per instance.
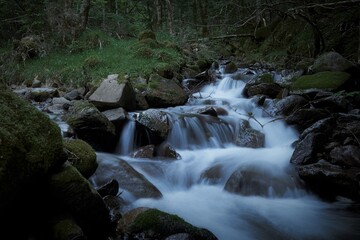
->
[0,0,359,86]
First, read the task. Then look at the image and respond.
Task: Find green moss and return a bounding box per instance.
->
[63,139,98,178]
[129,209,215,239]
[291,71,351,90]
[256,73,274,84]
[224,62,237,74]
[0,84,63,208]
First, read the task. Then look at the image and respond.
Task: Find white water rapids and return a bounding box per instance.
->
[92,68,360,240]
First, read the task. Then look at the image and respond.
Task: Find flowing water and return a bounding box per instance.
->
[90,67,360,239]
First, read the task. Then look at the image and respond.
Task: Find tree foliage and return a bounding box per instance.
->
[0,0,359,60]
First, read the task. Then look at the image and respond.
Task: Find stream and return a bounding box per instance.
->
[75,67,359,239]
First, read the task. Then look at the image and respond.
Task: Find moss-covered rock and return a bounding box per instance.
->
[124,208,217,240]
[48,164,111,239]
[224,62,237,74]
[0,84,64,211]
[312,52,355,73]
[291,71,351,90]
[51,215,85,240]
[145,74,188,108]
[63,101,116,151]
[63,139,98,179]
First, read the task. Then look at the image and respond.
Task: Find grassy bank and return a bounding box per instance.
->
[1,30,185,88]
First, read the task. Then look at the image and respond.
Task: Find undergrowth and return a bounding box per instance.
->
[2,29,185,88]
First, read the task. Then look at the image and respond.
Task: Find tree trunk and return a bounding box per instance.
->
[154,0,162,29]
[165,0,174,35]
[79,0,90,33]
[196,0,208,37]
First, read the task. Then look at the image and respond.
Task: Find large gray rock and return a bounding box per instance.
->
[89,74,136,111]
[135,109,170,140]
[224,167,298,197]
[312,51,355,73]
[234,120,265,148]
[291,114,360,201]
[274,95,308,116]
[93,156,162,200]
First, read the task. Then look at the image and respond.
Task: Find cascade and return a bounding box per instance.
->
[91,67,360,240]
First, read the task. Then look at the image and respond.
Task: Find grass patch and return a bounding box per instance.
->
[19,32,184,88]
[291,71,351,90]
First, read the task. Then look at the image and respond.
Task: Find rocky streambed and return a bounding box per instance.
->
[1,51,360,239]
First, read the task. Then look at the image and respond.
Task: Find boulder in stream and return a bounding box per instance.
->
[135,108,170,140]
[145,74,188,108]
[291,114,360,201]
[89,74,136,111]
[118,208,218,240]
[92,155,162,200]
[0,84,64,212]
[234,120,265,148]
[63,100,116,151]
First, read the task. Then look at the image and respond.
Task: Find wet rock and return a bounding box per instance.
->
[29,87,59,102]
[65,89,83,101]
[274,95,308,116]
[291,114,360,201]
[63,101,116,151]
[234,120,265,148]
[32,79,42,88]
[97,179,119,197]
[199,164,223,184]
[89,74,136,111]
[93,157,162,200]
[102,107,128,134]
[155,142,181,159]
[285,108,331,133]
[63,139,98,179]
[243,81,283,98]
[297,161,360,201]
[132,145,156,158]
[329,145,360,168]
[224,167,298,197]
[103,195,125,224]
[135,92,150,110]
[145,74,188,108]
[135,109,170,140]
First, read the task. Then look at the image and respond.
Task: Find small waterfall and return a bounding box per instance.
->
[115,120,136,155]
[166,113,234,149]
[92,66,360,240]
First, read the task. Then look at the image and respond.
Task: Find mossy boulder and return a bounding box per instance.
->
[63,139,98,179]
[63,101,116,151]
[51,215,85,240]
[122,208,217,240]
[48,164,111,238]
[224,62,237,74]
[312,52,355,73]
[145,74,188,108]
[291,71,351,91]
[0,84,64,211]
